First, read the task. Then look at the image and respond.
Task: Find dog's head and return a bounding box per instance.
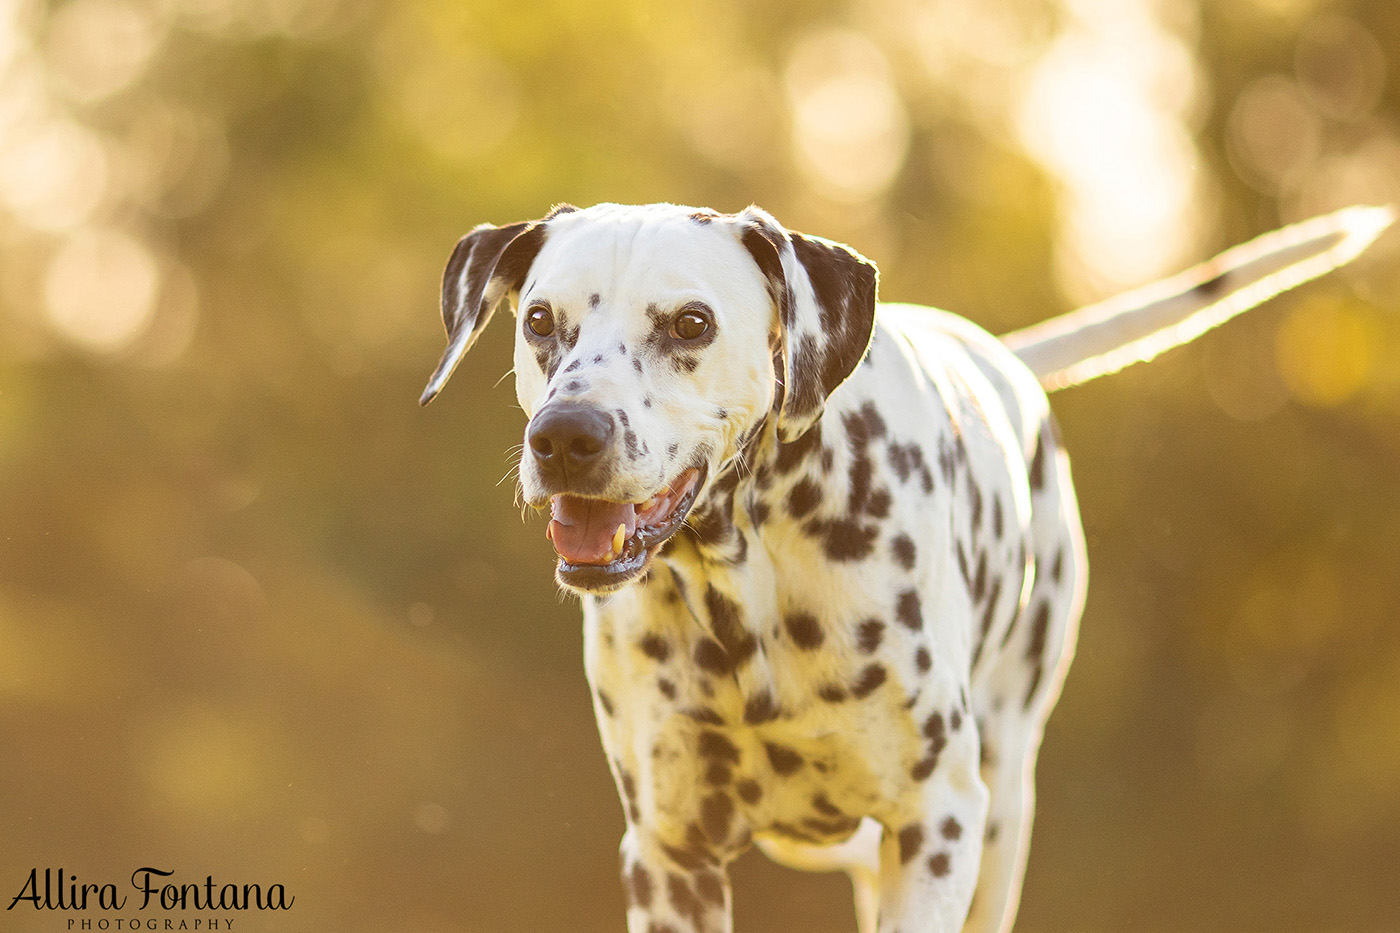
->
[422,203,878,593]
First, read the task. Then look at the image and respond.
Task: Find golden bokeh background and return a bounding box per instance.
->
[2,0,1399,930]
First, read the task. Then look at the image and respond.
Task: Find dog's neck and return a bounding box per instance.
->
[647,410,824,641]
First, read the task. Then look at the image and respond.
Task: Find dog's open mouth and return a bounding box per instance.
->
[546,468,703,591]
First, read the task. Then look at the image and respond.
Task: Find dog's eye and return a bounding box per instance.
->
[526,306,555,337]
[671,310,710,341]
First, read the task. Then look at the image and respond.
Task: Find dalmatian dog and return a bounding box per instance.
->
[420,202,1392,933]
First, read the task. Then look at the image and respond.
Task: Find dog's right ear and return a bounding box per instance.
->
[419,219,551,405]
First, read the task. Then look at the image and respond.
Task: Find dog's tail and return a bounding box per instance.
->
[1002,205,1395,391]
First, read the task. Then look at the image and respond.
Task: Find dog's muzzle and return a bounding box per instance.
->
[525,403,704,591]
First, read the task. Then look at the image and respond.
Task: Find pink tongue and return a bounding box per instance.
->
[548,496,638,565]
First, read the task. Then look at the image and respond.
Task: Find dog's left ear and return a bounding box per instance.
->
[420,217,552,405]
[736,206,879,443]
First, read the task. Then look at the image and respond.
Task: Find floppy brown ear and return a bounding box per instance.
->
[736,206,879,442]
[419,219,549,405]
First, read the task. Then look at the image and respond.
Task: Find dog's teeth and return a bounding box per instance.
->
[612,523,626,554]
[641,496,658,511]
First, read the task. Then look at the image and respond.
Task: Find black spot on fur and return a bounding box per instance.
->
[856,618,884,653]
[972,578,1002,667]
[992,495,1004,539]
[744,690,780,724]
[749,501,771,527]
[972,551,988,603]
[632,357,643,374]
[695,870,725,907]
[704,761,731,785]
[969,482,983,534]
[915,646,931,673]
[812,793,843,817]
[941,816,962,841]
[896,590,922,631]
[774,423,822,474]
[700,792,733,842]
[563,358,582,374]
[660,843,710,873]
[783,611,823,649]
[627,862,653,909]
[928,852,951,878]
[950,708,962,730]
[706,585,756,669]
[1029,432,1046,491]
[639,633,670,662]
[898,824,924,864]
[847,456,873,515]
[818,683,847,703]
[891,534,916,570]
[764,742,803,775]
[737,780,762,804]
[658,678,677,700]
[668,874,704,926]
[865,488,891,518]
[621,770,640,821]
[698,731,741,763]
[1052,547,1065,582]
[685,707,725,726]
[851,663,887,699]
[598,690,614,716]
[813,517,878,561]
[694,638,729,675]
[787,477,822,519]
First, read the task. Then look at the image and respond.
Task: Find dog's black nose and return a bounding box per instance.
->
[528,405,615,479]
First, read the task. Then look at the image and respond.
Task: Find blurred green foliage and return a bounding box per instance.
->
[1,0,1399,930]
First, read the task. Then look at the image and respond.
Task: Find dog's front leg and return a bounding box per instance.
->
[875,729,988,933]
[620,826,733,933]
